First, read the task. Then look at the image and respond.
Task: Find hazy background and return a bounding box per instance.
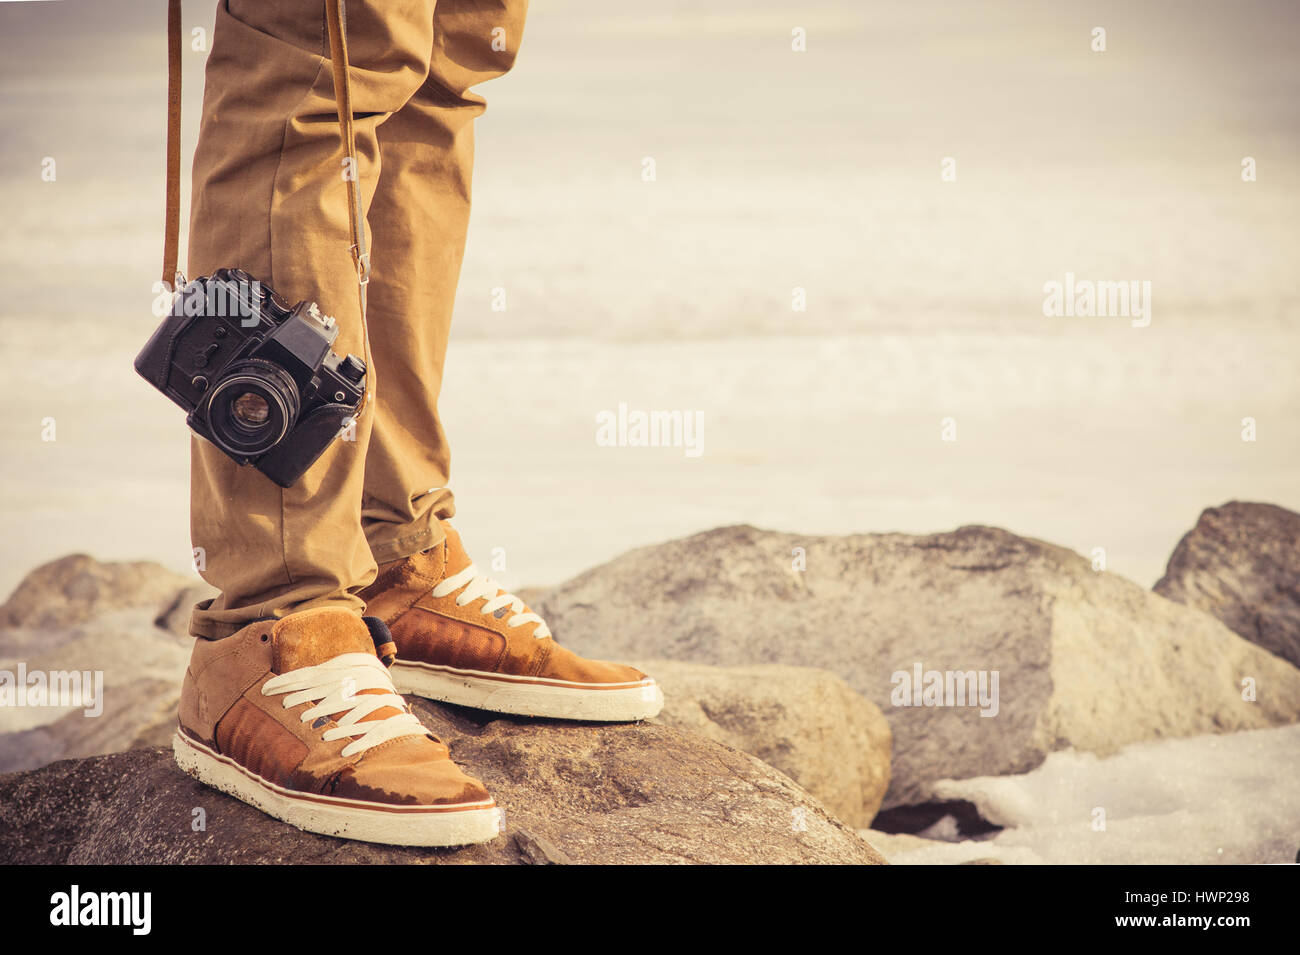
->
[1,0,1298,599]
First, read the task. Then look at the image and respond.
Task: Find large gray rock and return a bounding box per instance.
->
[0,674,183,774]
[0,608,191,772]
[0,557,201,772]
[1,555,893,828]
[0,702,886,865]
[1155,501,1300,669]
[634,659,891,827]
[0,554,195,630]
[533,524,1300,808]
[154,582,219,638]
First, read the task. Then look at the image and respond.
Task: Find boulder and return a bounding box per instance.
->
[0,605,191,772]
[154,582,219,637]
[1,556,894,829]
[0,558,198,773]
[1155,501,1300,669]
[0,675,182,774]
[0,701,887,865]
[633,659,891,826]
[532,524,1300,808]
[0,554,194,630]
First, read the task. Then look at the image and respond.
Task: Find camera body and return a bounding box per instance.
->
[135,268,366,488]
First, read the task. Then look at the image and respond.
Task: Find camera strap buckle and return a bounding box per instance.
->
[352,247,371,288]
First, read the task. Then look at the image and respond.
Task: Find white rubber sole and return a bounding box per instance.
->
[172,732,502,848]
[391,660,664,722]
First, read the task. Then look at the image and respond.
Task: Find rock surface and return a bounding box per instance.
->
[0,556,896,831]
[0,603,193,773]
[1154,501,1300,669]
[0,554,195,630]
[154,582,219,637]
[633,658,891,827]
[0,556,201,772]
[533,524,1300,808]
[0,700,886,865]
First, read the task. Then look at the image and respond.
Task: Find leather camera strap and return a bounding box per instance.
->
[162,0,373,419]
[162,0,181,290]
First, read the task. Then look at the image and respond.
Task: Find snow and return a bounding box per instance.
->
[863,725,1300,865]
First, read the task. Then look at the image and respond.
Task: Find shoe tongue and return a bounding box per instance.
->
[271,609,408,726]
[271,608,378,674]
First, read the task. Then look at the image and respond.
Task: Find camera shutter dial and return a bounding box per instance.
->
[338,354,366,384]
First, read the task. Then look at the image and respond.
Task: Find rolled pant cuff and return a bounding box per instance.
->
[365,519,446,566]
[187,593,365,640]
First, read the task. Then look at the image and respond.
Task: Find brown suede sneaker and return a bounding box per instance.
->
[360,522,663,722]
[173,606,500,847]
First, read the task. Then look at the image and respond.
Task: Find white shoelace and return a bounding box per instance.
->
[432,563,552,640]
[262,653,428,758]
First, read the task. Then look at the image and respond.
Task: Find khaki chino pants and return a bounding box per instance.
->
[187,0,527,639]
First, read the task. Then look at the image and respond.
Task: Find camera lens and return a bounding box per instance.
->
[232,393,270,426]
[205,359,300,459]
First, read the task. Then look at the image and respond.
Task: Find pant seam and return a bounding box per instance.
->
[268,52,330,592]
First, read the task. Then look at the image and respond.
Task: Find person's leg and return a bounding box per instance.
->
[187,0,439,638]
[347,0,661,722]
[359,0,529,564]
[175,0,499,847]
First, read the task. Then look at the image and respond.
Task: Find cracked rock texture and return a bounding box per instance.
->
[533,524,1300,808]
[1155,501,1300,669]
[0,701,886,865]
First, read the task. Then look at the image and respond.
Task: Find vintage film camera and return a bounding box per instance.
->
[135,268,366,487]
